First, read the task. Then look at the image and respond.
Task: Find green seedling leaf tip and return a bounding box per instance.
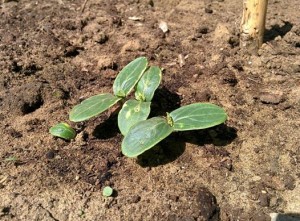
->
[49,122,76,140]
[113,57,148,97]
[170,103,227,131]
[135,66,162,102]
[69,93,121,122]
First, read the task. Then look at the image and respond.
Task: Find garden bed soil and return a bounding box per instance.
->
[0,0,300,220]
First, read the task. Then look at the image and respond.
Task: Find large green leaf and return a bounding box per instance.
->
[118,100,151,136]
[170,103,227,131]
[122,117,174,157]
[69,93,121,122]
[113,57,148,97]
[49,122,76,140]
[135,66,162,102]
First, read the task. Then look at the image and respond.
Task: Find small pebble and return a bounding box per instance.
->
[159,21,169,33]
[259,92,283,104]
[45,150,55,159]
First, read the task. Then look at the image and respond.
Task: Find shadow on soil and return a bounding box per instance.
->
[150,86,181,117]
[264,21,293,42]
[137,133,186,167]
[137,124,237,167]
[92,114,119,140]
[271,213,300,221]
[179,124,237,147]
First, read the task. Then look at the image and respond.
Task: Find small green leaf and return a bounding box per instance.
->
[122,117,174,157]
[103,186,114,197]
[118,100,151,135]
[170,103,227,131]
[49,122,76,140]
[135,66,162,102]
[69,93,121,122]
[113,57,148,97]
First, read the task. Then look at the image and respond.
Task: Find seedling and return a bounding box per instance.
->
[68,57,161,135]
[122,103,227,157]
[103,186,114,197]
[49,122,76,140]
[50,57,228,159]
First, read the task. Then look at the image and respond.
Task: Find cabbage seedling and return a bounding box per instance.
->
[122,103,227,157]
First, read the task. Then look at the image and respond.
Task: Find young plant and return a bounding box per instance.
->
[118,66,161,135]
[68,57,161,135]
[50,56,228,160]
[121,103,227,157]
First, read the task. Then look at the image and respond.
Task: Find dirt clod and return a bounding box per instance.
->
[3,83,43,115]
[259,91,284,104]
[283,175,296,190]
[197,187,219,220]
[94,32,109,44]
[259,193,270,207]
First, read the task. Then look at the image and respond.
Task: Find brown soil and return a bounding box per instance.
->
[1,0,300,220]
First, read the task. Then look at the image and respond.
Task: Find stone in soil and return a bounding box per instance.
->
[259,91,284,104]
[197,187,219,220]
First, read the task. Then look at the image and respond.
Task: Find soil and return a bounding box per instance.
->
[0,0,299,220]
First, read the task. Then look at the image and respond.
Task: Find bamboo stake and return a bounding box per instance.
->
[240,0,268,53]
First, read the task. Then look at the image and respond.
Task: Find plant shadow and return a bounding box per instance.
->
[178,124,237,147]
[150,86,181,117]
[137,133,185,167]
[92,114,120,140]
[264,21,293,42]
[271,213,300,221]
[137,124,237,167]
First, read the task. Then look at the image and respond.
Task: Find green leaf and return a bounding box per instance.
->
[102,186,114,197]
[122,117,174,157]
[135,66,162,102]
[69,93,121,122]
[170,103,227,131]
[113,57,148,97]
[49,122,76,140]
[118,100,151,136]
